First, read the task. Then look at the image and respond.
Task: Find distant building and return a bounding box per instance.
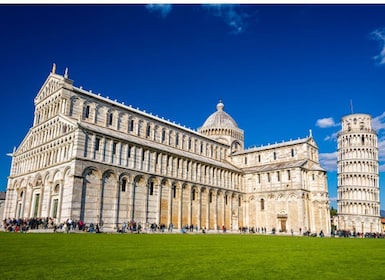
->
[3,66,330,234]
[337,113,381,233]
[0,191,5,223]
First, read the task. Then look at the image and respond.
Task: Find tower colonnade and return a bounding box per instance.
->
[337,113,381,233]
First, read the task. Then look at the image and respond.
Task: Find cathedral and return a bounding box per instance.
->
[3,65,331,234]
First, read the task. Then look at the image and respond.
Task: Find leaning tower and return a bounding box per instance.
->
[337,113,381,234]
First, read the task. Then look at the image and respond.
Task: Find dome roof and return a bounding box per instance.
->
[201,101,239,129]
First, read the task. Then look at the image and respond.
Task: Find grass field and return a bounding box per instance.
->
[0,232,384,280]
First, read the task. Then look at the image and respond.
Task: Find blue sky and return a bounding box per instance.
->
[1,4,385,210]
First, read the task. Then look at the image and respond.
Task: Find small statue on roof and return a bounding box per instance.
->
[51,63,56,74]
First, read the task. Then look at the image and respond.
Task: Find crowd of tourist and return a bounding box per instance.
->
[2,217,55,232]
[2,217,102,233]
[332,229,384,238]
[2,217,384,238]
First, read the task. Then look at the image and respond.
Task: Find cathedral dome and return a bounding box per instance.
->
[201,101,239,129]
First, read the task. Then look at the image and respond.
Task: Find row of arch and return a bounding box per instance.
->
[337,174,378,187]
[12,132,74,177]
[36,77,62,101]
[338,160,378,174]
[199,127,244,142]
[338,201,380,216]
[69,94,232,162]
[23,117,74,153]
[80,167,245,230]
[338,148,378,161]
[4,166,71,221]
[6,166,243,230]
[338,133,377,148]
[4,159,331,234]
[34,88,67,126]
[337,187,379,201]
[31,80,236,166]
[83,132,242,191]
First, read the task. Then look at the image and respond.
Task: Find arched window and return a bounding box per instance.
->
[121,178,127,192]
[146,125,151,137]
[95,137,100,151]
[107,112,113,126]
[149,181,154,195]
[260,198,265,210]
[52,199,58,218]
[142,149,145,161]
[129,119,134,132]
[162,130,166,143]
[83,104,90,119]
[173,185,177,198]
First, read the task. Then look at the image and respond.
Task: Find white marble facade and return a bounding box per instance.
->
[337,113,381,233]
[3,66,330,234]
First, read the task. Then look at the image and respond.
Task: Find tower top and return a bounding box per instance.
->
[340,113,372,132]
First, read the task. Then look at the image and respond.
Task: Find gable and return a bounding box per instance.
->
[307,137,319,149]
[34,74,65,104]
[14,115,77,156]
[34,67,74,104]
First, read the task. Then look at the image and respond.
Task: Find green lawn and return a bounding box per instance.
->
[0,232,383,280]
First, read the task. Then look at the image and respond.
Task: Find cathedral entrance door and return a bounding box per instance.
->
[277,212,288,233]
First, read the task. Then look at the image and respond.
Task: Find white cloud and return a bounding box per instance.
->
[372,112,385,169]
[319,152,338,172]
[324,131,339,142]
[378,136,385,162]
[203,4,249,34]
[372,111,385,131]
[146,4,172,18]
[370,28,385,65]
[379,164,385,172]
[316,117,338,128]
